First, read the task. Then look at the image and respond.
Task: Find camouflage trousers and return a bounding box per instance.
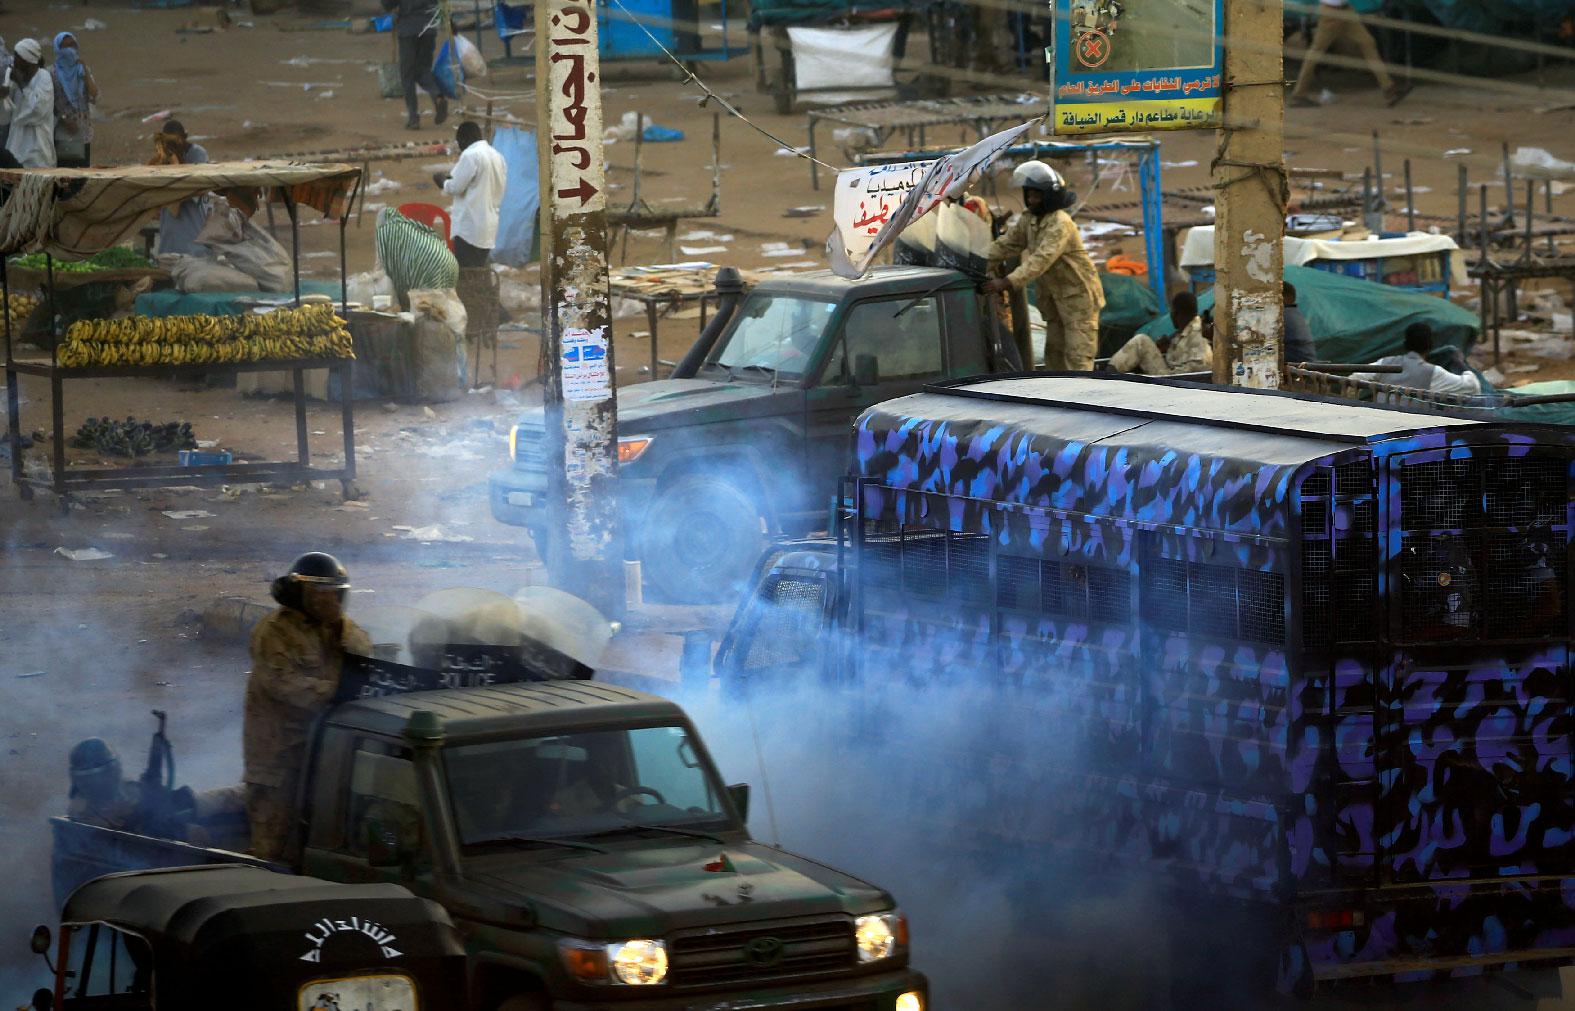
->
[1041,296,1100,372]
[246,783,295,861]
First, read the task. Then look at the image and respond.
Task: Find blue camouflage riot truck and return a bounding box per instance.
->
[715,372,1575,997]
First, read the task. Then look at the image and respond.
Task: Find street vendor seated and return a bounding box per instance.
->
[1106,290,1212,376]
[151,120,211,257]
[1349,322,1480,396]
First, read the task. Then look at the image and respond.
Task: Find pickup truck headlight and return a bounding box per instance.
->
[508,424,519,462]
[557,937,668,986]
[854,911,906,962]
[617,434,653,464]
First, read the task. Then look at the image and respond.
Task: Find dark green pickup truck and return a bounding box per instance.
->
[490,265,1019,602]
[51,678,928,1011]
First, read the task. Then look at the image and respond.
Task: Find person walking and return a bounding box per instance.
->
[1290,0,1411,108]
[383,0,448,131]
[50,32,97,168]
[982,160,1105,371]
[6,39,54,168]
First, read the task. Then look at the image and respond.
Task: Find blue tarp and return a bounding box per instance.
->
[135,282,343,318]
[1138,264,1479,364]
[489,127,539,267]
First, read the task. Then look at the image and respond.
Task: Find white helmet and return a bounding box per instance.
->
[1010,160,1066,196]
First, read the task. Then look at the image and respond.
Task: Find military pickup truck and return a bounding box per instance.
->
[51,664,928,1011]
[490,265,1020,602]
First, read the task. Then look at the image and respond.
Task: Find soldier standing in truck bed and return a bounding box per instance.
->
[245,552,372,860]
[982,160,1105,371]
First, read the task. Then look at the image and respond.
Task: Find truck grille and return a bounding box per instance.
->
[669,918,856,988]
[513,422,546,469]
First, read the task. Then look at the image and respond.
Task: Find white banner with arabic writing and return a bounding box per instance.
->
[826,121,1035,280]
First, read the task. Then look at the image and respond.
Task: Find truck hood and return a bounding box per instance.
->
[462,838,892,937]
[516,379,798,435]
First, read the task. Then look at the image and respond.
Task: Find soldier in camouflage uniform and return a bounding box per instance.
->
[66,738,143,829]
[983,160,1105,372]
[245,552,372,860]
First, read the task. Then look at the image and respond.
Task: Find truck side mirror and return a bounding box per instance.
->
[29,925,50,955]
[853,354,879,388]
[727,783,750,823]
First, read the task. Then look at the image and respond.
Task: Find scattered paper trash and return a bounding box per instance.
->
[783,206,825,218]
[55,547,113,561]
[1510,146,1575,180]
[1443,148,1472,158]
[17,671,46,679]
[81,18,106,30]
[680,245,728,255]
[1317,88,1336,105]
[1161,160,1198,169]
[761,242,802,258]
[393,524,474,543]
[141,110,172,124]
[162,509,215,520]
[775,146,811,157]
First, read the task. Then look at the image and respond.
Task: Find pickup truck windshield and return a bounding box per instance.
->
[445,725,730,847]
[710,295,836,381]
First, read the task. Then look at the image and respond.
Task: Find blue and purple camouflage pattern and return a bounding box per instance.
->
[843,374,1575,991]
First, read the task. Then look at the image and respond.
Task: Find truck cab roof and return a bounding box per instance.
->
[329,679,689,741]
[754,265,971,301]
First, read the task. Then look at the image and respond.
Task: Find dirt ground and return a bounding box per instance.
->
[2,2,1575,1006]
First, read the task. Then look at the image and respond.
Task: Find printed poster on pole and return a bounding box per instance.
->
[1049,0,1224,135]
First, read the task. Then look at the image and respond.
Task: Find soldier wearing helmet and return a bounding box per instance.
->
[981,160,1105,371]
[67,738,139,829]
[245,552,372,859]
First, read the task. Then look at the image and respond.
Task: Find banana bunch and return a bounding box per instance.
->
[71,416,195,457]
[58,305,354,368]
[4,292,39,335]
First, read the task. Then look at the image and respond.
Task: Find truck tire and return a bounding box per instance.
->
[642,472,767,604]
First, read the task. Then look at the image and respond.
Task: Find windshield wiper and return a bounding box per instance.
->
[476,834,609,854]
[735,364,778,381]
[581,822,726,844]
[705,361,738,381]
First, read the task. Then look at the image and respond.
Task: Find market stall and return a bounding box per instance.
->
[1,161,364,504]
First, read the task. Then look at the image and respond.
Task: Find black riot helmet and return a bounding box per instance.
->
[271,552,351,612]
[69,737,122,802]
[1010,160,1077,214]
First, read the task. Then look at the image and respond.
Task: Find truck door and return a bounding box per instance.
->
[805,294,949,498]
[305,733,430,886]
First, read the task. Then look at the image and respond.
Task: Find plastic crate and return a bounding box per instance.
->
[179,450,233,467]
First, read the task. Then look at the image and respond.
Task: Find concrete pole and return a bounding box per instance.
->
[536,0,626,618]
[1211,0,1287,388]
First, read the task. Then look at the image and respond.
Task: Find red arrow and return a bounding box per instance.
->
[557,177,599,207]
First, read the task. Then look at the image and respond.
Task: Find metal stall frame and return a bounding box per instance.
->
[3,164,363,506]
[855,137,1167,306]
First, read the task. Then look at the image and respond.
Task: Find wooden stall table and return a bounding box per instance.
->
[609,265,766,379]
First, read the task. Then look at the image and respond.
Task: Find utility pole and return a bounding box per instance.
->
[536,0,625,618]
[1211,0,1287,387]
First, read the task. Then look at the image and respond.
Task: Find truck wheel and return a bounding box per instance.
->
[642,472,767,604]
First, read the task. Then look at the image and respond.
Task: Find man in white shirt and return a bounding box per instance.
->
[1350,323,1480,397]
[1291,0,1410,108]
[6,38,54,168]
[434,120,507,267]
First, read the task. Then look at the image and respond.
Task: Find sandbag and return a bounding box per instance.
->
[409,287,467,402]
[195,197,292,293]
[163,253,260,294]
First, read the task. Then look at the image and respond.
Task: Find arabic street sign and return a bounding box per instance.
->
[1050,0,1223,135]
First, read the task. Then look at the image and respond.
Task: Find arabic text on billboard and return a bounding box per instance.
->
[1051,0,1223,135]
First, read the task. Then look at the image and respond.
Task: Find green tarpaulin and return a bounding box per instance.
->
[1096,272,1163,357]
[1494,380,1575,427]
[1136,264,1479,364]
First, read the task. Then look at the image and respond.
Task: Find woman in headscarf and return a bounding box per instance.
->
[51,32,96,168]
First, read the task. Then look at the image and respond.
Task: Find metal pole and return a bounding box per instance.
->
[536,0,625,618]
[283,189,301,305]
[1548,180,1557,257]
[1371,129,1383,222]
[1456,163,1467,245]
[1502,141,1515,228]
[45,255,58,368]
[1212,0,1285,388]
[1403,159,1415,233]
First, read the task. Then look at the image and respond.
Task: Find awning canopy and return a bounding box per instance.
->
[0,161,361,260]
